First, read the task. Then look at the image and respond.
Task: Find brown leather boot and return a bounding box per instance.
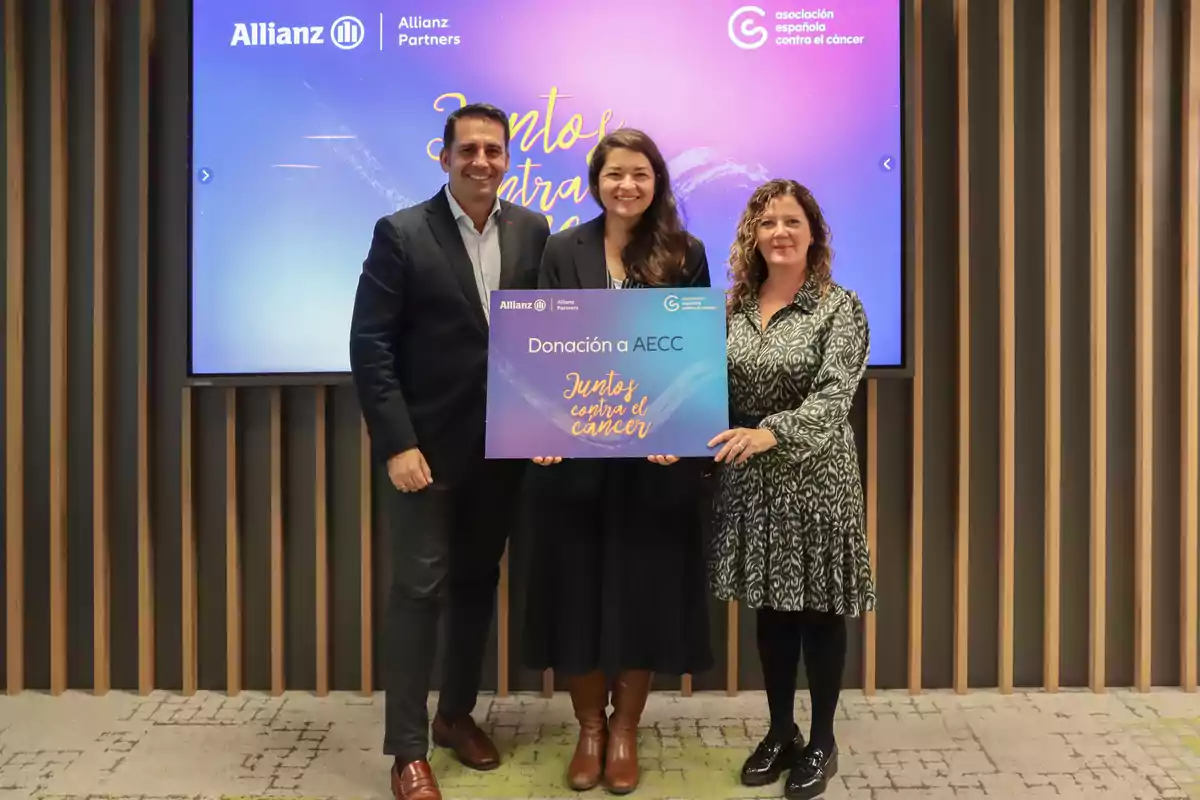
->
[566,671,610,791]
[601,670,652,794]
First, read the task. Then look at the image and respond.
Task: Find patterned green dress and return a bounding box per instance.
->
[708,276,876,616]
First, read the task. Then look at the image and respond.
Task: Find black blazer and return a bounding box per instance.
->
[349,188,549,485]
[527,214,712,505]
[538,215,710,291]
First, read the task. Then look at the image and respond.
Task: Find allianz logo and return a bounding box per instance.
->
[498,299,547,311]
[230,17,365,50]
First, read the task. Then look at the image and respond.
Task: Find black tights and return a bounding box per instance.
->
[756,607,846,752]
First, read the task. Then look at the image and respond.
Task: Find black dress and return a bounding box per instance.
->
[519,216,715,678]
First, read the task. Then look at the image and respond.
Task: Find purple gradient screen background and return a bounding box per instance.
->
[190,1,903,375]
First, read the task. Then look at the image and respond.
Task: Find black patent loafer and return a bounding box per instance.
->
[784,743,838,800]
[740,727,804,787]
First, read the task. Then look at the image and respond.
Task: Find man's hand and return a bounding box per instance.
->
[388,448,432,492]
[532,456,563,466]
[647,455,679,465]
[708,427,777,465]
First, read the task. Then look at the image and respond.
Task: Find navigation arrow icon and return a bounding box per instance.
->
[197,167,213,184]
[878,155,894,172]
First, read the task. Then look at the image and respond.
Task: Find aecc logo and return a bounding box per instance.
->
[727,5,768,49]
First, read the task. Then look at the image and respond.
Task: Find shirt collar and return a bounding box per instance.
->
[444,184,501,225]
[743,273,822,320]
[793,274,821,313]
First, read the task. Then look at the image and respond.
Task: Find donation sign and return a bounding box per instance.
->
[485,288,730,459]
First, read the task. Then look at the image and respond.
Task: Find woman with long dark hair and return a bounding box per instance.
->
[707,179,873,800]
[520,128,714,795]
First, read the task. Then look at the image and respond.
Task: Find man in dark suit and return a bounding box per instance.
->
[349,102,549,800]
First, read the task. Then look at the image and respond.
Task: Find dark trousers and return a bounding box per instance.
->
[381,458,520,765]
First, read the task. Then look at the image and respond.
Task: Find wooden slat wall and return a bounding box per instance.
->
[1183,0,1200,695]
[4,0,25,697]
[997,0,1017,696]
[180,388,196,694]
[862,382,878,695]
[0,0,1198,696]
[952,0,970,697]
[225,389,240,695]
[135,0,156,697]
[46,0,65,698]
[1132,0,1155,694]
[1043,0,1063,694]
[357,415,370,696]
[91,0,111,697]
[1089,0,1109,695]
[907,0,926,696]
[314,388,329,697]
[270,388,285,695]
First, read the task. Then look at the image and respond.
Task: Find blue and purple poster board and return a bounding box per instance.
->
[485,288,730,459]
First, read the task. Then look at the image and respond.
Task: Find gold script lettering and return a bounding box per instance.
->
[562,372,652,440]
[425,88,622,229]
[562,371,639,404]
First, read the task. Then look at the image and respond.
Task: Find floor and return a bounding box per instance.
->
[0,687,1197,799]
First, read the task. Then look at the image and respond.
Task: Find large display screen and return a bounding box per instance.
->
[189,1,904,377]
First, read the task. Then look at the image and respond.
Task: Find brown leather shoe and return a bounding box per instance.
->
[391,759,441,800]
[601,670,652,794]
[431,713,501,771]
[566,670,610,790]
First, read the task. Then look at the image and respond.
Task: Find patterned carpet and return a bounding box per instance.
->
[2,687,1199,798]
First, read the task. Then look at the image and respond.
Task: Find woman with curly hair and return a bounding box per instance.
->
[707,179,873,800]
[521,128,714,795]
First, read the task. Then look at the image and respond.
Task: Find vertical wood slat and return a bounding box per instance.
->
[181,388,197,695]
[681,673,692,697]
[542,668,553,698]
[4,0,25,698]
[1133,0,1155,693]
[908,0,926,696]
[497,549,509,697]
[1043,0,1064,694]
[92,0,112,697]
[953,0,971,696]
[726,601,739,696]
[271,389,284,695]
[315,388,329,696]
[863,380,878,695]
[1181,0,1199,694]
[358,416,370,696]
[225,390,241,695]
[47,0,68,697]
[1088,0,1109,694]
[136,0,156,695]
[997,0,1017,696]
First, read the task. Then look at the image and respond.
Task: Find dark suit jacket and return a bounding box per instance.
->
[526,214,713,506]
[349,188,550,486]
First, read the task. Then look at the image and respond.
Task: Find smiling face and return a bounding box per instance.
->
[440,115,509,207]
[756,194,812,270]
[595,147,656,221]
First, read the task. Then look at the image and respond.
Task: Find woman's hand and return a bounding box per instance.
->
[532,457,563,466]
[647,455,679,465]
[708,427,777,465]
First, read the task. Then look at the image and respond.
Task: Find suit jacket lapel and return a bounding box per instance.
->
[425,191,487,330]
[572,216,608,289]
[498,203,521,290]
